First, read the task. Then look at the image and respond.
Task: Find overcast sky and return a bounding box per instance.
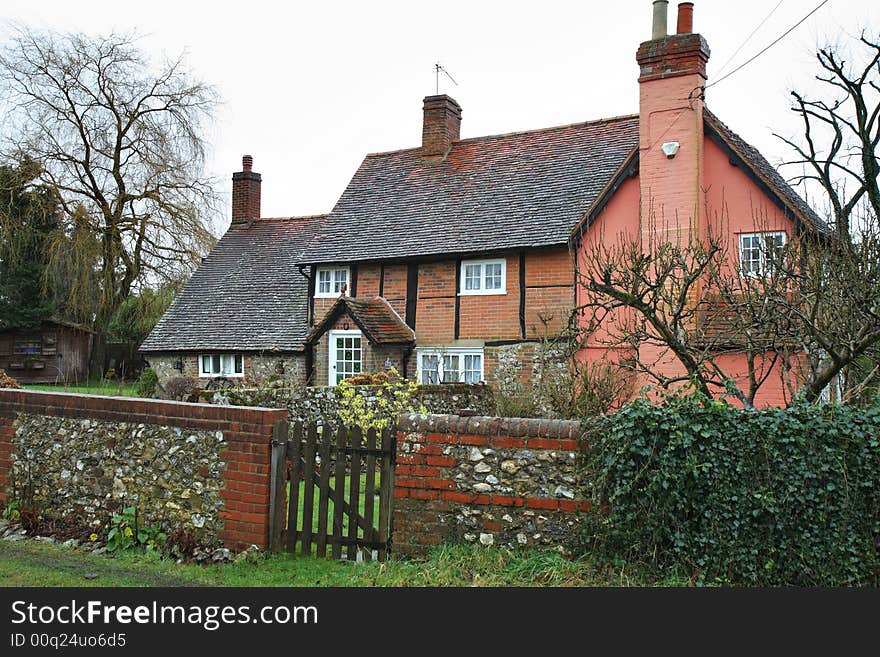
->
[2,0,878,231]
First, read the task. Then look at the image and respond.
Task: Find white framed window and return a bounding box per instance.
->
[416,348,484,384]
[459,258,506,295]
[328,330,363,386]
[738,231,787,277]
[315,266,350,298]
[199,354,244,378]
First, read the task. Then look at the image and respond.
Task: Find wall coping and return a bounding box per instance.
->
[0,388,288,425]
[397,413,582,439]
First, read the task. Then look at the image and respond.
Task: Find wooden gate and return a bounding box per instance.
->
[269,422,396,561]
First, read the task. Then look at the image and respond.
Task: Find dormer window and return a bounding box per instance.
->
[459,258,506,295]
[315,266,350,298]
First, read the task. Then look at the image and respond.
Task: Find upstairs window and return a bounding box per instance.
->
[199,354,244,377]
[315,266,350,298]
[738,232,786,277]
[460,258,506,295]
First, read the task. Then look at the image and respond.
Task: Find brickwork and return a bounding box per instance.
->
[422,95,462,158]
[231,155,261,225]
[0,388,286,551]
[393,413,586,556]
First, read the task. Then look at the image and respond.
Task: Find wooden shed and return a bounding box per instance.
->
[0,320,93,384]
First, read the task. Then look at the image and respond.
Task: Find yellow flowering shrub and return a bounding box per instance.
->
[336,367,427,433]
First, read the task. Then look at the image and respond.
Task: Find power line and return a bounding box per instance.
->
[705,0,831,91]
[715,0,785,79]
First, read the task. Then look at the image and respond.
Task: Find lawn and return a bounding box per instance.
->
[289,473,381,542]
[0,539,685,587]
[22,379,140,397]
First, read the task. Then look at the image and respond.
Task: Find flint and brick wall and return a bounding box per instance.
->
[393,413,587,557]
[0,389,287,551]
[144,352,306,390]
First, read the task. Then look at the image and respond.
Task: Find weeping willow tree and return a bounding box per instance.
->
[0,27,220,374]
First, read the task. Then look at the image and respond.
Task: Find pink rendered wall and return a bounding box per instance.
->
[702,135,793,263]
[575,175,640,367]
[573,137,802,408]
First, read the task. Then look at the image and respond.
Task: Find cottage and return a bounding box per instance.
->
[139,156,325,387]
[142,2,821,406]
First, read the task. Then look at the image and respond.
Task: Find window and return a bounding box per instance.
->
[13,338,41,355]
[416,348,484,384]
[459,259,506,295]
[199,354,244,377]
[738,232,787,277]
[315,266,350,297]
[329,330,362,385]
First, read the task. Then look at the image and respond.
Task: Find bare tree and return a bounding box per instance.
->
[576,212,791,409]
[775,32,880,400]
[0,26,220,374]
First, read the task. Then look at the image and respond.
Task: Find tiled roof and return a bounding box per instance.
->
[703,109,828,234]
[306,296,415,345]
[301,115,641,264]
[139,216,325,353]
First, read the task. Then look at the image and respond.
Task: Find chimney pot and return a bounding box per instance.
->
[242,154,253,171]
[677,2,694,34]
[652,0,668,39]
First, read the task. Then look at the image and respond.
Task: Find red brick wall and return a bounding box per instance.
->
[458,256,521,341]
[0,389,286,551]
[311,250,574,350]
[381,264,408,319]
[393,413,586,557]
[416,261,456,344]
[357,264,382,297]
[524,247,574,338]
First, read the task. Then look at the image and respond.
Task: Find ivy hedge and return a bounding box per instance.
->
[580,395,880,585]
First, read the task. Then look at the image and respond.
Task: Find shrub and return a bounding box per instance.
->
[336,367,426,432]
[136,367,159,397]
[0,368,20,389]
[161,376,199,402]
[581,393,880,585]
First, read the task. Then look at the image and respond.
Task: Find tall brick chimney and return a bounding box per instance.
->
[231,154,261,226]
[422,95,462,159]
[636,1,709,246]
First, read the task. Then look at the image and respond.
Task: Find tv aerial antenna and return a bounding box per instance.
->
[434,63,458,95]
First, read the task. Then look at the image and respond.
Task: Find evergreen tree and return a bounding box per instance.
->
[0,160,60,331]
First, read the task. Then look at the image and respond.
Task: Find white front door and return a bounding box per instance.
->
[328,330,363,386]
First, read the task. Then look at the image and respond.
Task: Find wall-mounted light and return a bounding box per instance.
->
[275,360,285,375]
[173,358,184,372]
[661,141,680,159]
[384,357,393,370]
[342,321,350,331]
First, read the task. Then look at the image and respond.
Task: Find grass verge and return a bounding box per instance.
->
[0,540,690,587]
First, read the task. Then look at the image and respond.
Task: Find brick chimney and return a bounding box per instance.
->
[422,95,462,158]
[231,154,261,226]
[636,1,709,246]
